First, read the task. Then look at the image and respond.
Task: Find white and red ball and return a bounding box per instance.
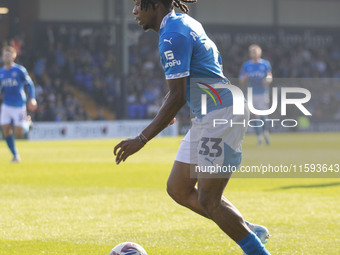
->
[109,242,147,255]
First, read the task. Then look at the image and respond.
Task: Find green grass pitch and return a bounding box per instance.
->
[0,133,339,254]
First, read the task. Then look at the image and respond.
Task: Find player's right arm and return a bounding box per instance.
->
[162,91,176,126]
[140,31,191,140]
[113,77,186,165]
[239,63,248,87]
[114,32,191,164]
[263,60,273,87]
[140,77,186,140]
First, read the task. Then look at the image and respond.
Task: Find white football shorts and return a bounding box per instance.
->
[0,104,27,127]
[249,93,270,111]
[175,104,250,172]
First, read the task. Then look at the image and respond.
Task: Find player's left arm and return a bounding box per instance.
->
[263,60,273,87]
[21,67,37,111]
[114,77,186,165]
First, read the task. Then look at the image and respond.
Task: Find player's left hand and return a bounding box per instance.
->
[113,137,145,165]
[27,98,38,112]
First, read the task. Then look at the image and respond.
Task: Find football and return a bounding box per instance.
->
[109,242,147,255]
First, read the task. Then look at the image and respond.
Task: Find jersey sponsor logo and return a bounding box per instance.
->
[164,50,181,68]
[165,59,181,68]
[163,37,173,44]
[1,78,19,87]
[164,50,174,60]
[248,71,266,78]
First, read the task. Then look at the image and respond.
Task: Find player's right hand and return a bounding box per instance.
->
[168,118,176,127]
[113,137,145,165]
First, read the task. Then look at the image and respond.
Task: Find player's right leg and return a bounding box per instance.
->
[167,131,252,220]
[167,160,210,218]
[1,104,21,162]
[167,130,215,218]
[167,157,270,254]
[167,161,257,222]
[197,176,249,241]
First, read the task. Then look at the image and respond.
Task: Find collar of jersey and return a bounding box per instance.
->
[160,10,176,30]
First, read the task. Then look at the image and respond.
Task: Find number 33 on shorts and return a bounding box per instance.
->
[194,107,249,170]
[199,137,223,158]
[197,135,242,171]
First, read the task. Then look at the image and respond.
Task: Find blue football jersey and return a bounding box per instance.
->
[0,63,35,107]
[158,11,233,118]
[240,59,272,94]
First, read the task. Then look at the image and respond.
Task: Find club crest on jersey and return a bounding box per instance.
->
[11,71,17,77]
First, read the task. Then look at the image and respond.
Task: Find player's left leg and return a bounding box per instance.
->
[14,118,32,137]
[252,93,271,146]
[253,114,264,146]
[14,103,33,135]
[197,177,270,254]
[14,112,32,139]
[14,126,25,138]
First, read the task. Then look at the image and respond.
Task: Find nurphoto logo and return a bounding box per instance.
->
[199,82,312,128]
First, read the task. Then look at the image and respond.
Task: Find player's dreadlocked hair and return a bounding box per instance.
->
[141,0,197,14]
[173,0,197,13]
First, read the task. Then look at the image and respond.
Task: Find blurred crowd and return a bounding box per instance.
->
[127,31,340,122]
[30,24,123,121]
[219,42,340,121]
[2,24,340,122]
[2,25,121,121]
